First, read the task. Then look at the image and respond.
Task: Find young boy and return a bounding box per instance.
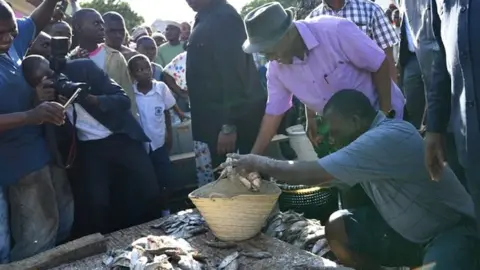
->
[128,54,176,217]
[136,36,187,123]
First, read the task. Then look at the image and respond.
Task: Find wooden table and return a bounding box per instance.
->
[52,216,352,270]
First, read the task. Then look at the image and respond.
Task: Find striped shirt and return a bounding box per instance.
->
[307,0,399,49]
[318,112,475,243]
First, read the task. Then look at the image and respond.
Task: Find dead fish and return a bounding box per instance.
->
[311,238,328,255]
[240,251,272,259]
[177,255,203,270]
[186,226,208,236]
[218,251,239,269]
[191,252,208,263]
[145,246,186,256]
[222,258,239,270]
[203,240,237,249]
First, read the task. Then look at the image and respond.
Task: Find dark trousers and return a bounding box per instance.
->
[402,54,426,129]
[208,100,266,168]
[150,145,173,210]
[71,134,160,236]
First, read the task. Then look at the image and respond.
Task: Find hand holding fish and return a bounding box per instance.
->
[223,153,263,172]
[216,153,266,191]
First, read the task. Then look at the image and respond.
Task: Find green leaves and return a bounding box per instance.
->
[80,0,144,31]
[240,0,298,17]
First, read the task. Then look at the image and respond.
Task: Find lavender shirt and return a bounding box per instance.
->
[266,16,405,117]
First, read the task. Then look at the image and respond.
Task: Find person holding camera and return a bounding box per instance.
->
[22,53,160,237]
[0,0,73,262]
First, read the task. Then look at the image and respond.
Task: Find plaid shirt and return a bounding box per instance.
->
[306,0,399,49]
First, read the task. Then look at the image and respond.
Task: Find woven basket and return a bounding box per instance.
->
[189,180,281,241]
[277,183,338,224]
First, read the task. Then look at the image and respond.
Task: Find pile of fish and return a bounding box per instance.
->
[103,235,205,270]
[150,209,208,239]
[263,210,330,257]
[103,235,273,270]
[202,239,272,270]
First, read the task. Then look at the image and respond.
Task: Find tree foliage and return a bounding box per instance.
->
[240,0,298,17]
[80,0,144,31]
[240,0,323,19]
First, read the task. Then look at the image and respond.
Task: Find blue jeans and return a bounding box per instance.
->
[0,188,10,263]
[7,165,73,262]
[341,206,479,269]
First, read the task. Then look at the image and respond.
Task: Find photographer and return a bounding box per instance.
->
[22,53,160,237]
[0,0,72,262]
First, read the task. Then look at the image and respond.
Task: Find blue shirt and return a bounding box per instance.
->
[0,18,50,185]
[319,112,474,243]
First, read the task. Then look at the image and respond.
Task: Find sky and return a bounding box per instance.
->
[124,0,250,24]
[84,0,391,24]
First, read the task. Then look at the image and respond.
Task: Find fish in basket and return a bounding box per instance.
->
[189,157,282,242]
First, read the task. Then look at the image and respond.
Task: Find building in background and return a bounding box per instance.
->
[7,0,35,18]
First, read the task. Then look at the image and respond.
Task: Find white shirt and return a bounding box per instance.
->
[403,12,416,52]
[66,104,112,141]
[134,80,176,152]
[64,45,111,141]
[88,45,107,70]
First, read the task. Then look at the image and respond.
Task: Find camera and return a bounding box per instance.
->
[49,37,88,99]
[49,73,88,99]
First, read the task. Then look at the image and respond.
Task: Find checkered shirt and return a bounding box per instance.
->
[306,0,399,49]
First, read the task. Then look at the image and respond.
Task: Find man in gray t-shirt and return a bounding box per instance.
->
[226,90,478,269]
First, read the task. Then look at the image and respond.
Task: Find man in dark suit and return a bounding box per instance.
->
[398,0,465,186]
[22,54,160,237]
[426,0,480,237]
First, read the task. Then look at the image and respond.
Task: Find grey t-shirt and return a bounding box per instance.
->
[318,113,475,244]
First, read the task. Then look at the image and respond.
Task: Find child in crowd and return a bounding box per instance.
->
[128,54,176,217]
[136,36,187,122]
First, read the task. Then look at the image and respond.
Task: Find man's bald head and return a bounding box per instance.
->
[71,8,105,44]
[72,8,97,25]
[323,89,377,148]
[103,11,126,49]
[103,11,124,24]
[71,8,101,32]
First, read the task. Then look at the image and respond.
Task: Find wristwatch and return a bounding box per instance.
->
[221,124,237,134]
[386,109,396,119]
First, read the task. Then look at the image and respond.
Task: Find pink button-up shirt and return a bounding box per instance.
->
[266,16,405,118]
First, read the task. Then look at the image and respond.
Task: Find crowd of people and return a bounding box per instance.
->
[0,0,479,269]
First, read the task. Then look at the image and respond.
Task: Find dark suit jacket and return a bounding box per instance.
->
[49,58,149,167]
[428,0,480,167]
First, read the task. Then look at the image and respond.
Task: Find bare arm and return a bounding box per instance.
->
[259,159,333,186]
[164,110,173,151]
[384,47,398,83]
[163,72,187,98]
[372,58,392,113]
[30,0,59,36]
[239,154,334,186]
[251,114,284,155]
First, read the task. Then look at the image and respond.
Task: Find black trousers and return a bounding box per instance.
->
[206,100,266,169]
[70,134,160,236]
